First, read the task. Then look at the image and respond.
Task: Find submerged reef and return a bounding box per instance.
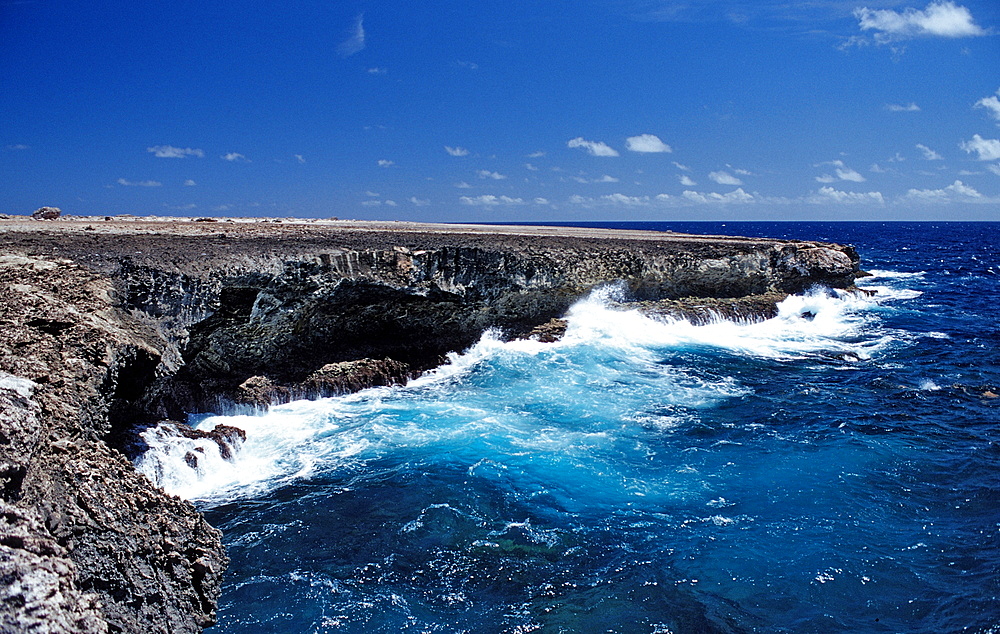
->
[0,217,862,631]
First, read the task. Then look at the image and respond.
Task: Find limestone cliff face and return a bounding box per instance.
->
[0,220,862,632]
[110,239,859,416]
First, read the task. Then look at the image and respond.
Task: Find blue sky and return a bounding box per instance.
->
[2,0,999,221]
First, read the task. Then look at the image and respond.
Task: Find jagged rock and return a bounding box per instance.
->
[0,502,108,634]
[0,218,865,632]
[153,420,247,461]
[524,318,568,343]
[31,206,61,220]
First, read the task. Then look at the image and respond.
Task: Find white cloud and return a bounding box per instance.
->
[809,186,884,204]
[916,143,943,160]
[294,154,306,164]
[709,170,743,186]
[602,193,650,205]
[533,197,550,205]
[672,161,691,171]
[184,179,196,186]
[365,190,380,197]
[679,175,696,186]
[6,144,29,150]
[222,152,248,162]
[459,195,524,206]
[855,1,985,41]
[567,137,619,157]
[975,89,1000,124]
[367,67,387,75]
[682,188,754,204]
[595,174,619,183]
[816,159,866,182]
[815,174,837,183]
[524,163,539,171]
[835,166,866,182]
[732,167,752,176]
[117,178,162,187]
[905,179,983,201]
[361,200,382,207]
[147,145,204,158]
[625,134,672,153]
[527,151,546,158]
[409,197,430,206]
[338,14,365,57]
[960,134,1000,161]
[456,60,479,70]
[377,159,394,167]
[988,164,1000,176]
[477,169,507,180]
[454,181,472,189]
[886,102,921,112]
[445,146,469,156]
[385,200,398,207]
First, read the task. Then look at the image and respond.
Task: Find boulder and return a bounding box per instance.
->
[31,207,62,220]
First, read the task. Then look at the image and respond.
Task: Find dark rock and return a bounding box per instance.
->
[524,318,568,342]
[0,219,866,632]
[31,206,62,220]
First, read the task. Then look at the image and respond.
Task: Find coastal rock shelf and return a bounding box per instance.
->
[0,217,862,632]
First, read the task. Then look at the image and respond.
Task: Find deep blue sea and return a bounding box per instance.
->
[138,222,1000,633]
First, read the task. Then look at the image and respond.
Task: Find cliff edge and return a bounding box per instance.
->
[0,217,862,632]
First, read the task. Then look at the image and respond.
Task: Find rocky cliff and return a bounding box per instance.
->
[0,217,863,632]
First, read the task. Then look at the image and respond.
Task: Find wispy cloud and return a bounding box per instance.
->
[916,143,943,160]
[854,1,985,42]
[960,135,1000,161]
[222,152,248,162]
[808,186,884,204]
[477,169,507,180]
[886,102,921,112]
[5,144,29,150]
[672,161,691,171]
[377,159,394,167]
[524,163,539,171]
[409,197,431,206]
[975,88,1000,124]
[118,178,162,187]
[708,170,743,186]
[184,179,196,186]
[456,60,479,70]
[568,137,619,157]
[815,159,866,182]
[445,146,469,156]
[682,188,754,204]
[678,174,696,186]
[460,195,524,206]
[625,133,672,153]
[294,154,306,164]
[527,151,546,158]
[454,181,472,189]
[367,67,387,75]
[905,180,983,202]
[147,145,204,158]
[338,14,365,57]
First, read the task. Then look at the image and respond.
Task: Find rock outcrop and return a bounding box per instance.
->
[0,217,864,632]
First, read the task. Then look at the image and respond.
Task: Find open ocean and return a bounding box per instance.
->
[138,222,999,633]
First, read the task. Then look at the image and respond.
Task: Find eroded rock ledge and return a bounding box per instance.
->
[0,218,863,632]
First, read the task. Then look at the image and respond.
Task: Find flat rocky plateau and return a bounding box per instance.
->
[0,215,863,632]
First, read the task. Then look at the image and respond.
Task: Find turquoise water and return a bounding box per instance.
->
[137,223,1000,633]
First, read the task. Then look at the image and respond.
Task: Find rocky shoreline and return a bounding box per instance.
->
[0,216,863,632]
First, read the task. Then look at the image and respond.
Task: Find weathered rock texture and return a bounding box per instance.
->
[0,217,863,631]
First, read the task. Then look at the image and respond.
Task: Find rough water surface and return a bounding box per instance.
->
[138,222,1000,633]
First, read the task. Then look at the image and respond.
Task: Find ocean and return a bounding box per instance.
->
[137,222,1000,633]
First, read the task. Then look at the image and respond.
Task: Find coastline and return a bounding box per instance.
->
[0,216,863,632]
